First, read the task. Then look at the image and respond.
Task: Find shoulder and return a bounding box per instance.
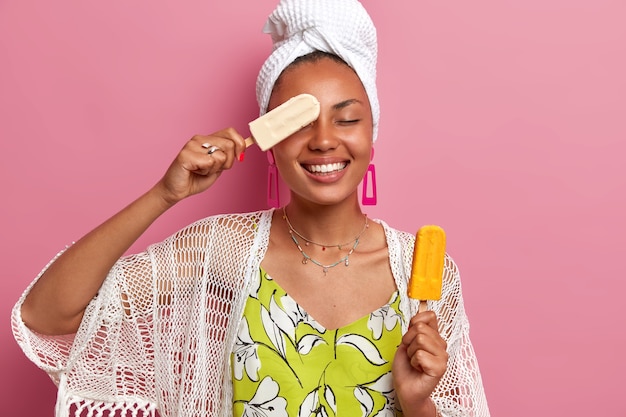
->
[150,209,274,252]
[376,219,415,248]
[377,219,460,262]
[178,209,272,235]
[188,209,271,229]
[376,220,416,270]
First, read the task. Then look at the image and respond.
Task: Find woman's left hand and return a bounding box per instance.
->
[392,310,448,414]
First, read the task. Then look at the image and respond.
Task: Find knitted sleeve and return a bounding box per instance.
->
[11,247,159,416]
[11,247,76,384]
[432,255,490,417]
[11,210,270,417]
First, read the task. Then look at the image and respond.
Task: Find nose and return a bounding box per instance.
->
[307,118,339,151]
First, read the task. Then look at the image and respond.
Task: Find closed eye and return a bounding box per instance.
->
[337,119,360,125]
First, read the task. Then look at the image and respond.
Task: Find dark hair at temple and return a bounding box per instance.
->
[272,51,350,92]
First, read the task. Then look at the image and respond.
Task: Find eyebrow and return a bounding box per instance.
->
[332,99,362,111]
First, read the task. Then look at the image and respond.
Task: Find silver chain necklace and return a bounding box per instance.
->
[282,207,369,275]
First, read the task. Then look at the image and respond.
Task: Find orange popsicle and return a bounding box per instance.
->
[408,225,446,312]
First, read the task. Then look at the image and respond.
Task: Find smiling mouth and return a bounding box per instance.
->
[303,162,348,174]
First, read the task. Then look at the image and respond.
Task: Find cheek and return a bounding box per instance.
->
[350,132,374,161]
[358,148,374,173]
[349,143,374,178]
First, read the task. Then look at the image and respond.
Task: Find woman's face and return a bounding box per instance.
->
[268,57,374,207]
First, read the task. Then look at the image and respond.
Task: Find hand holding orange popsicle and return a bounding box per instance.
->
[408,225,446,313]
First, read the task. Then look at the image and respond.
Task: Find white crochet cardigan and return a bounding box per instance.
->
[12,209,489,417]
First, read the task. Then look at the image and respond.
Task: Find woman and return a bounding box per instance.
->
[12,0,489,416]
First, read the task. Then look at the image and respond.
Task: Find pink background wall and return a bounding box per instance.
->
[2,1,624,415]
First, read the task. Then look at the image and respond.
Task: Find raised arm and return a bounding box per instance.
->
[20,130,246,335]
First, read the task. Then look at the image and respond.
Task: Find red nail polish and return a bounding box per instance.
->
[238,153,245,162]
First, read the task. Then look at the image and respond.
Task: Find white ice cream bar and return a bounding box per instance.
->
[245,93,320,151]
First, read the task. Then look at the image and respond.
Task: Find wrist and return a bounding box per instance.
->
[149,182,181,210]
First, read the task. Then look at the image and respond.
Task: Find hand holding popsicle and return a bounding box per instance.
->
[156,94,320,205]
[392,225,448,412]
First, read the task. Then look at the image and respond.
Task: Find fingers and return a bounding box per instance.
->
[407,310,440,332]
[402,311,448,377]
[157,128,247,203]
[189,128,245,172]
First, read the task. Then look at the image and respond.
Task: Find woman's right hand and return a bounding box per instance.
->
[155,128,247,206]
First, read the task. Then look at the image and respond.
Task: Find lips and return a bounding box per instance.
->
[302,162,348,174]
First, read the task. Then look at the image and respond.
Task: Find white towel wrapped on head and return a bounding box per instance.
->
[256,0,380,141]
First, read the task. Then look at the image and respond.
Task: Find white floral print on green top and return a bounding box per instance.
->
[232,268,406,417]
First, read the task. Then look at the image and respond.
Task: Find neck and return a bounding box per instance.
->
[282,199,367,245]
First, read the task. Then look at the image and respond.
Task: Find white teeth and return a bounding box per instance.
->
[305,162,347,174]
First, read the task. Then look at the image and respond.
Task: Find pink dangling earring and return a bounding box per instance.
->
[362,147,377,206]
[267,151,280,208]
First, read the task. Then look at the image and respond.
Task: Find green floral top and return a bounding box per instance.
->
[231,268,406,417]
